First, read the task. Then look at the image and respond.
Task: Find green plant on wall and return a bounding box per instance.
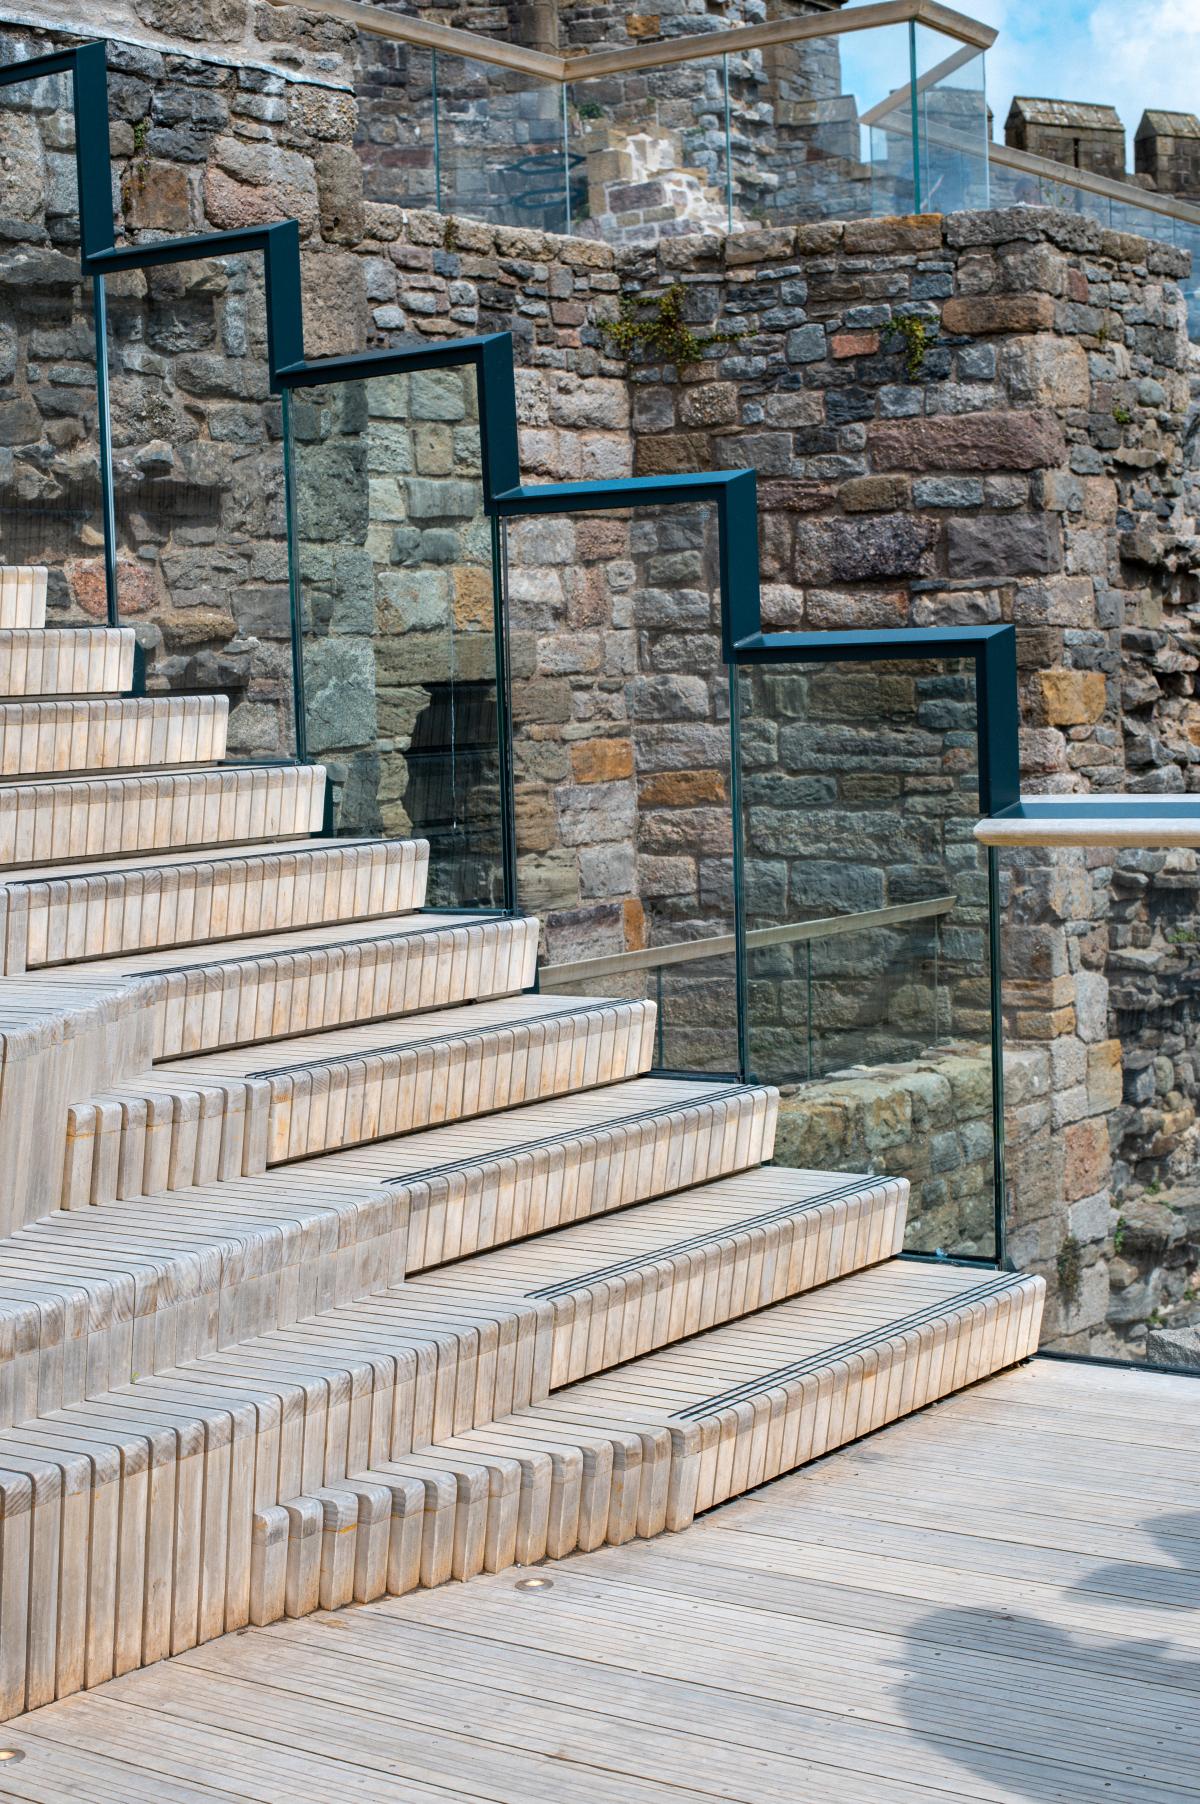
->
[885,314,936,380]
[601,284,741,368]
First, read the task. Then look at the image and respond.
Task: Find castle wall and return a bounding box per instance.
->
[0,17,1197,1349]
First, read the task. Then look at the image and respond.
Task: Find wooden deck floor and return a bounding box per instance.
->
[0,1358,1196,1804]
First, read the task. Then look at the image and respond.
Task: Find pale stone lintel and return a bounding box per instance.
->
[1,0,356,93]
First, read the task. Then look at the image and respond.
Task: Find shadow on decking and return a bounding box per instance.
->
[903,1510,1200,1802]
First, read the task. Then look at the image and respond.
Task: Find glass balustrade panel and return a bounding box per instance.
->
[436,56,568,234]
[911,25,989,215]
[507,500,739,1075]
[286,364,506,907]
[103,251,295,758]
[998,837,1200,1372]
[567,56,730,240]
[0,63,106,617]
[737,654,999,1260]
[355,44,438,212]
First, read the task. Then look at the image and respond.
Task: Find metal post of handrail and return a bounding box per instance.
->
[908,19,923,212]
[91,274,119,629]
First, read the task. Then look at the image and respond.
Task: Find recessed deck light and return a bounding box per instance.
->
[0,1749,25,1763]
[514,1575,554,1591]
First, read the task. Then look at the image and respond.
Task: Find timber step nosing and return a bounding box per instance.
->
[383,1081,773,1193]
[672,1271,1034,1418]
[240,998,653,1083]
[134,913,527,983]
[524,1171,890,1299]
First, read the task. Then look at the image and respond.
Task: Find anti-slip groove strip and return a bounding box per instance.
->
[0,759,303,793]
[672,1273,1027,1418]
[140,915,516,981]
[0,836,393,891]
[385,1082,763,1190]
[526,1174,882,1299]
[244,998,646,1081]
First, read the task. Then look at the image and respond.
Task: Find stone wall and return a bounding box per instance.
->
[3,16,1200,1347]
[615,208,1196,1346]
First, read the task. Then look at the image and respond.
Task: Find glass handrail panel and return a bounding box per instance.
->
[911,24,989,215]
[435,55,568,234]
[1174,218,1200,343]
[286,364,507,906]
[356,43,438,212]
[0,63,106,612]
[736,655,999,1260]
[998,840,1200,1371]
[567,55,730,241]
[505,499,739,1075]
[720,24,913,227]
[103,250,294,757]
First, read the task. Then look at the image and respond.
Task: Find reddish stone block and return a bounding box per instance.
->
[868,410,1067,473]
[830,330,880,359]
[941,293,1054,334]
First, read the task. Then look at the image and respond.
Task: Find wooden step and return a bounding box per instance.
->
[86,911,539,1058]
[0,568,47,631]
[403,1166,906,1390]
[0,1077,774,1417]
[62,994,659,1205]
[480,1264,1045,1550]
[322,1266,1044,1576]
[0,627,135,698]
[0,696,228,778]
[0,1147,895,1713]
[0,837,428,974]
[0,763,326,867]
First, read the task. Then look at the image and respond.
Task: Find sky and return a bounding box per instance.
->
[918,0,1200,152]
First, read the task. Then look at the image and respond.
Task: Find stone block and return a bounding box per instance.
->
[786,324,825,363]
[1062,1115,1110,1201]
[1144,1325,1200,1370]
[1036,668,1107,726]
[570,738,634,784]
[678,383,738,429]
[945,513,1062,579]
[941,294,1053,335]
[831,331,880,359]
[839,475,910,513]
[122,160,192,231]
[869,410,1067,472]
[842,215,943,255]
[300,250,368,358]
[795,516,935,583]
[1087,1039,1124,1112]
[556,779,636,847]
[1073,970,1110,1043]
[911,476,984,508]
[1003,334,1091,409]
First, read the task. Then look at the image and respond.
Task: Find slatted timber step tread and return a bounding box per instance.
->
[0,1157,907,1710]
[343,1265,1042,1572]
[0,762,326,867]
[80,911,539,1058]
[494,1263,1045,1538]
[64,994,659,1200]
[0,1078,774,1423]
[0,626,135,698]
[0,837,428,973]
[0,695,228,778]
[404,1166,906,1389]
[0,567,47,631]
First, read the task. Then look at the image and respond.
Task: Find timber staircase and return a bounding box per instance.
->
[0,570,1044,1719]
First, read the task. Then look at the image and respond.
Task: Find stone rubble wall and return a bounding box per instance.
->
[1,17,1199,1348]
